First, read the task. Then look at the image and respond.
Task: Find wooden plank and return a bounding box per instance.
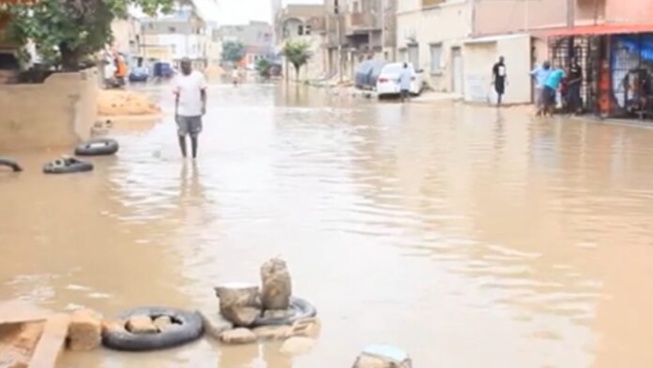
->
[28,314,70,368]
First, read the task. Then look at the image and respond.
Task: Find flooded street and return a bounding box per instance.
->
[3,83,653,367]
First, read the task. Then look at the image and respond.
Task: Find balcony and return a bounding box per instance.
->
[345,12,381,35]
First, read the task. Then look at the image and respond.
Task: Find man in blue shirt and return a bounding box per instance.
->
[530,60,552,116]
[542,66,566,116]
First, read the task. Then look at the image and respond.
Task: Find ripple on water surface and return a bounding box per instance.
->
[3,85,653,367]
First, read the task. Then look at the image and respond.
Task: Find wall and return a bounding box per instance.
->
[463,35,532,104]
[605,0,653,23]
[157,34,207,60]
[474,0,608,36]
[0,68,99,151]
[396,0,472,91]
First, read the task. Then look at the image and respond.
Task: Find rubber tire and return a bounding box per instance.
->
[102,306,204,352]
[74,138,119,156]
[0,157,22,172]
[251,297,317,327]
[42,159,93,174]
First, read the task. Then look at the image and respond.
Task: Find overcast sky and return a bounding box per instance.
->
[196,0,321,25]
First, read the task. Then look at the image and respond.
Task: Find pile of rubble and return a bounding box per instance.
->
[201,257,320,356]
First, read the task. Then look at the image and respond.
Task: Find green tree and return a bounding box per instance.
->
[221,41,246,64]
[255,58,271,78]
[7,0,174,71]
[281,40,311,81]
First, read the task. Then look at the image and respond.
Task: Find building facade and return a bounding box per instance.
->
[324,0,397,80]
[396,0,471,93]
[217,21,274,68]
[274,4,327,81]
[140,5,210,69]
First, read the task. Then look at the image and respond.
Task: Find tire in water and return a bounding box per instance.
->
[251,297,317,327]
[0,157,22,172]
[43,158,93,174]
[74,138,119,156]
[102,306,204,352]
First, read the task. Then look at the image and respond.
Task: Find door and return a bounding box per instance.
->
[451,47,463,94]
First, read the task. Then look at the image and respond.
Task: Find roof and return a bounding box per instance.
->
[547,23,653,36]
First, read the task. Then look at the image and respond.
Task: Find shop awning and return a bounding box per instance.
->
[548,23,653,36]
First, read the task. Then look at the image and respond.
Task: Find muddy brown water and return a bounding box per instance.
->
[2,83,653,367]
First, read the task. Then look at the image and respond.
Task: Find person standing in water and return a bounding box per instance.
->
[399,63,413,103]
[530,60,552,116]
[173,58,207,159]
[492,56,507,106]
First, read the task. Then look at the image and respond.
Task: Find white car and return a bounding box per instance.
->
[376,62,423,98]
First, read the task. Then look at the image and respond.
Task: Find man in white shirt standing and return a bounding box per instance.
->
[173,57,207,159]
[399,63,413,103]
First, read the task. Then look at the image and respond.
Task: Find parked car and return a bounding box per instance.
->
[128,65,149,83]
[355,59,387,90]
[153,62,174,79]
[376,62,424,98]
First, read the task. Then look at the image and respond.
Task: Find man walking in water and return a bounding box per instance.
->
[492,56,507,106]
[399,63,412,103]
[173,58,207,159]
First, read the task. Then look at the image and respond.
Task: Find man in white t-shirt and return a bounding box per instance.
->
[172,58,207,159]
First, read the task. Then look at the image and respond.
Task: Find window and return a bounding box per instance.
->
[408,44,419,69]
[298,25,304,35]
[168,26,176,33]
[305,25,312,35]
[430,43,442,73]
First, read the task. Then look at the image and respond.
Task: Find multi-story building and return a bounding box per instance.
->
[140,5,210,70]
[324,0,397,80]
[111,14,142,58]
[274,4,327,80]
[217,21,274,68]
[396,0,471,94]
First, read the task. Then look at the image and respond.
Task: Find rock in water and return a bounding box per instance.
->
[352,345,413,368]
[214,283,262,327]
[252,325,292,340]
[260,258,292,310]
[67,309,102,351]
[200,310,234,340]
[153,315,173,332]
[125,315,158,334]
[219,328,257,344]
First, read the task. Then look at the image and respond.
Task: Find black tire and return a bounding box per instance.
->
[102,306,204,352]
[74,139,119,156]
[43,158,93,174]
[251,297,317,327]
[0,157,22,172]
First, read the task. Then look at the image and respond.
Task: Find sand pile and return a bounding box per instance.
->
[204,65,225,82]
[98,89,161,116]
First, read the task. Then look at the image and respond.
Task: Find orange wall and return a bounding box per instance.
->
[605,0,653,23]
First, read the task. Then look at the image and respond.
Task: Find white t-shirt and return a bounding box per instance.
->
[173,70,207,117]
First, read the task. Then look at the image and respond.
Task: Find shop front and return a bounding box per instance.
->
[548,24,653,121]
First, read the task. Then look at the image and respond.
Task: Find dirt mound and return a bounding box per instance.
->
[204,65,225,82]
[98,90,161,116]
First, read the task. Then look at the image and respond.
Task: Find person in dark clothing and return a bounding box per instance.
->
[566,57,583,114]
[492,56,507,106]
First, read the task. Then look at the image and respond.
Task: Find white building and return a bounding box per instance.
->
[396,0,473,94]
[141,5,211,69]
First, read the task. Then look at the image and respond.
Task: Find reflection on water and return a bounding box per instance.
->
[2,84,653,367]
